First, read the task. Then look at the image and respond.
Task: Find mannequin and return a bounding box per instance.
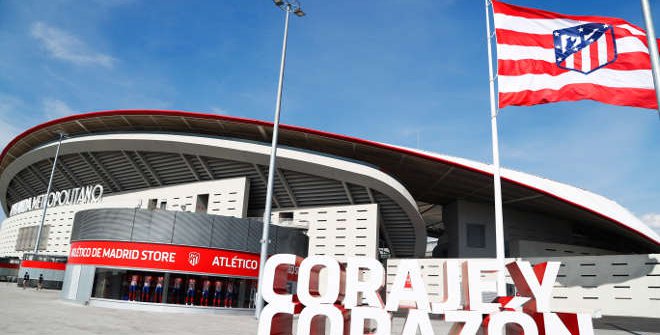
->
[224,280,234,308]
[154,276,164,303]
[185,278,196,306]
[201,279,211,306]
[213,280,223,307]
[128,274,139,301]
[141,275,152,302]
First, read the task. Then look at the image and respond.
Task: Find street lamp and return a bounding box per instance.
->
[255,0,305,318]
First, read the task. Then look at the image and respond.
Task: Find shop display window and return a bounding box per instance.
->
[91,268,257,308]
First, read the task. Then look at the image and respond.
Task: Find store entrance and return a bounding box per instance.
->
[91,268,258,308]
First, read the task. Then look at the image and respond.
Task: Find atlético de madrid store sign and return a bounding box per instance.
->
[258,255,595,335]
[67,240,259,278]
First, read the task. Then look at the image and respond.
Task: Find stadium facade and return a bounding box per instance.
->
[0,110,657,312]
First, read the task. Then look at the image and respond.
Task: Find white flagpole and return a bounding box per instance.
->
[640,0,660,117]
[485,0,507,296]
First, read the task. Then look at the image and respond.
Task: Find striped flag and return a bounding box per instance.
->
[493,1,659,109]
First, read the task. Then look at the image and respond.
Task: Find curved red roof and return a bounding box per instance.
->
[1,110,658,249]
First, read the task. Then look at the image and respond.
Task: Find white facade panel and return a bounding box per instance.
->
[0,178,249,258]
[386,254,660,318]
[304,204,379,262]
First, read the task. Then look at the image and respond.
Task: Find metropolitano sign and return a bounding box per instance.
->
[9,184,103,216]
[259,255,594,335]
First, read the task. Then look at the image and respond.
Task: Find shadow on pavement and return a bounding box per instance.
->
[593,316,660,333]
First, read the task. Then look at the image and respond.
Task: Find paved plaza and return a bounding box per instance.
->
[0,284,657,334]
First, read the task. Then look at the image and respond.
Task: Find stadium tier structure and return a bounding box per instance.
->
[0,110,657,306]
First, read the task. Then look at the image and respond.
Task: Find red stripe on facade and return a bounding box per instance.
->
[67,241,260,278]
[499,83,658,109]
[0,263,19,269]
[21,260,66,271]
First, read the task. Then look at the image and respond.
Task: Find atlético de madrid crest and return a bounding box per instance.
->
[188,252,200,267]
[553,23,617,74]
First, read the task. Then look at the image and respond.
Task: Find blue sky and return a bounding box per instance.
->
[0,0,658,233]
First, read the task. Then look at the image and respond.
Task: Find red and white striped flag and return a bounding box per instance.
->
[493,1,659,109]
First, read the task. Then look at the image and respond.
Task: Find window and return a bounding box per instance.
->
[15,225,50,251]
[159,201,167,210]
[148,199,158,210]
[196,194,209,213]
[279,212,294,223]
[466,223,486,248]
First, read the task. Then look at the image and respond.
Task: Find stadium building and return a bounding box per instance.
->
[0,110,657,314]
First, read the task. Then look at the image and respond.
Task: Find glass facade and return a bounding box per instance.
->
[91,268,258,308]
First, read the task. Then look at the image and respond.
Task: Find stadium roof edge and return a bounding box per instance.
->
[1,109,658,247]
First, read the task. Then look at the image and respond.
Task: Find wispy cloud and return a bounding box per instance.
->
[43,98,75,120]
[31,22,115,68]
[0,94,23,149]
[641,213,660,236]
[210,106,228,115]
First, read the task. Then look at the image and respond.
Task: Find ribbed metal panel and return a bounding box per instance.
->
[71,208,307,255]
[72,209,134,241]
[147,210,176,243]
[373,190,415,256]
[246,220,263,253]
[172,211,212,247]
[284,170,347,207]
[348,183,372,204]
[130,209,153,242]
[211,216,249,251]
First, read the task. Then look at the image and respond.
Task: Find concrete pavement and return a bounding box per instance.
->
[0,285,657,334]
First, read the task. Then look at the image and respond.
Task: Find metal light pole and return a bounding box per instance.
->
[34,132,65,255]
[255,0,305,318]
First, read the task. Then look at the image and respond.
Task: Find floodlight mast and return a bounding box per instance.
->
[34,132,66,256]
[255,0,305,318]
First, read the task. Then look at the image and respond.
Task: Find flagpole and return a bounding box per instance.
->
[640,0,660,117]
[485,0,507,296]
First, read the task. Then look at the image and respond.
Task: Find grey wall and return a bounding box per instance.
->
[442,200,614,258]
[60,264,95,303]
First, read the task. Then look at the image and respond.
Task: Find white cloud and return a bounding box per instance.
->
[43,98,75,120]
[642,213,660,226]
[31,22,115,68]
[210,106,229,115]
[641,213,660,235]
[0,94,24,148]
